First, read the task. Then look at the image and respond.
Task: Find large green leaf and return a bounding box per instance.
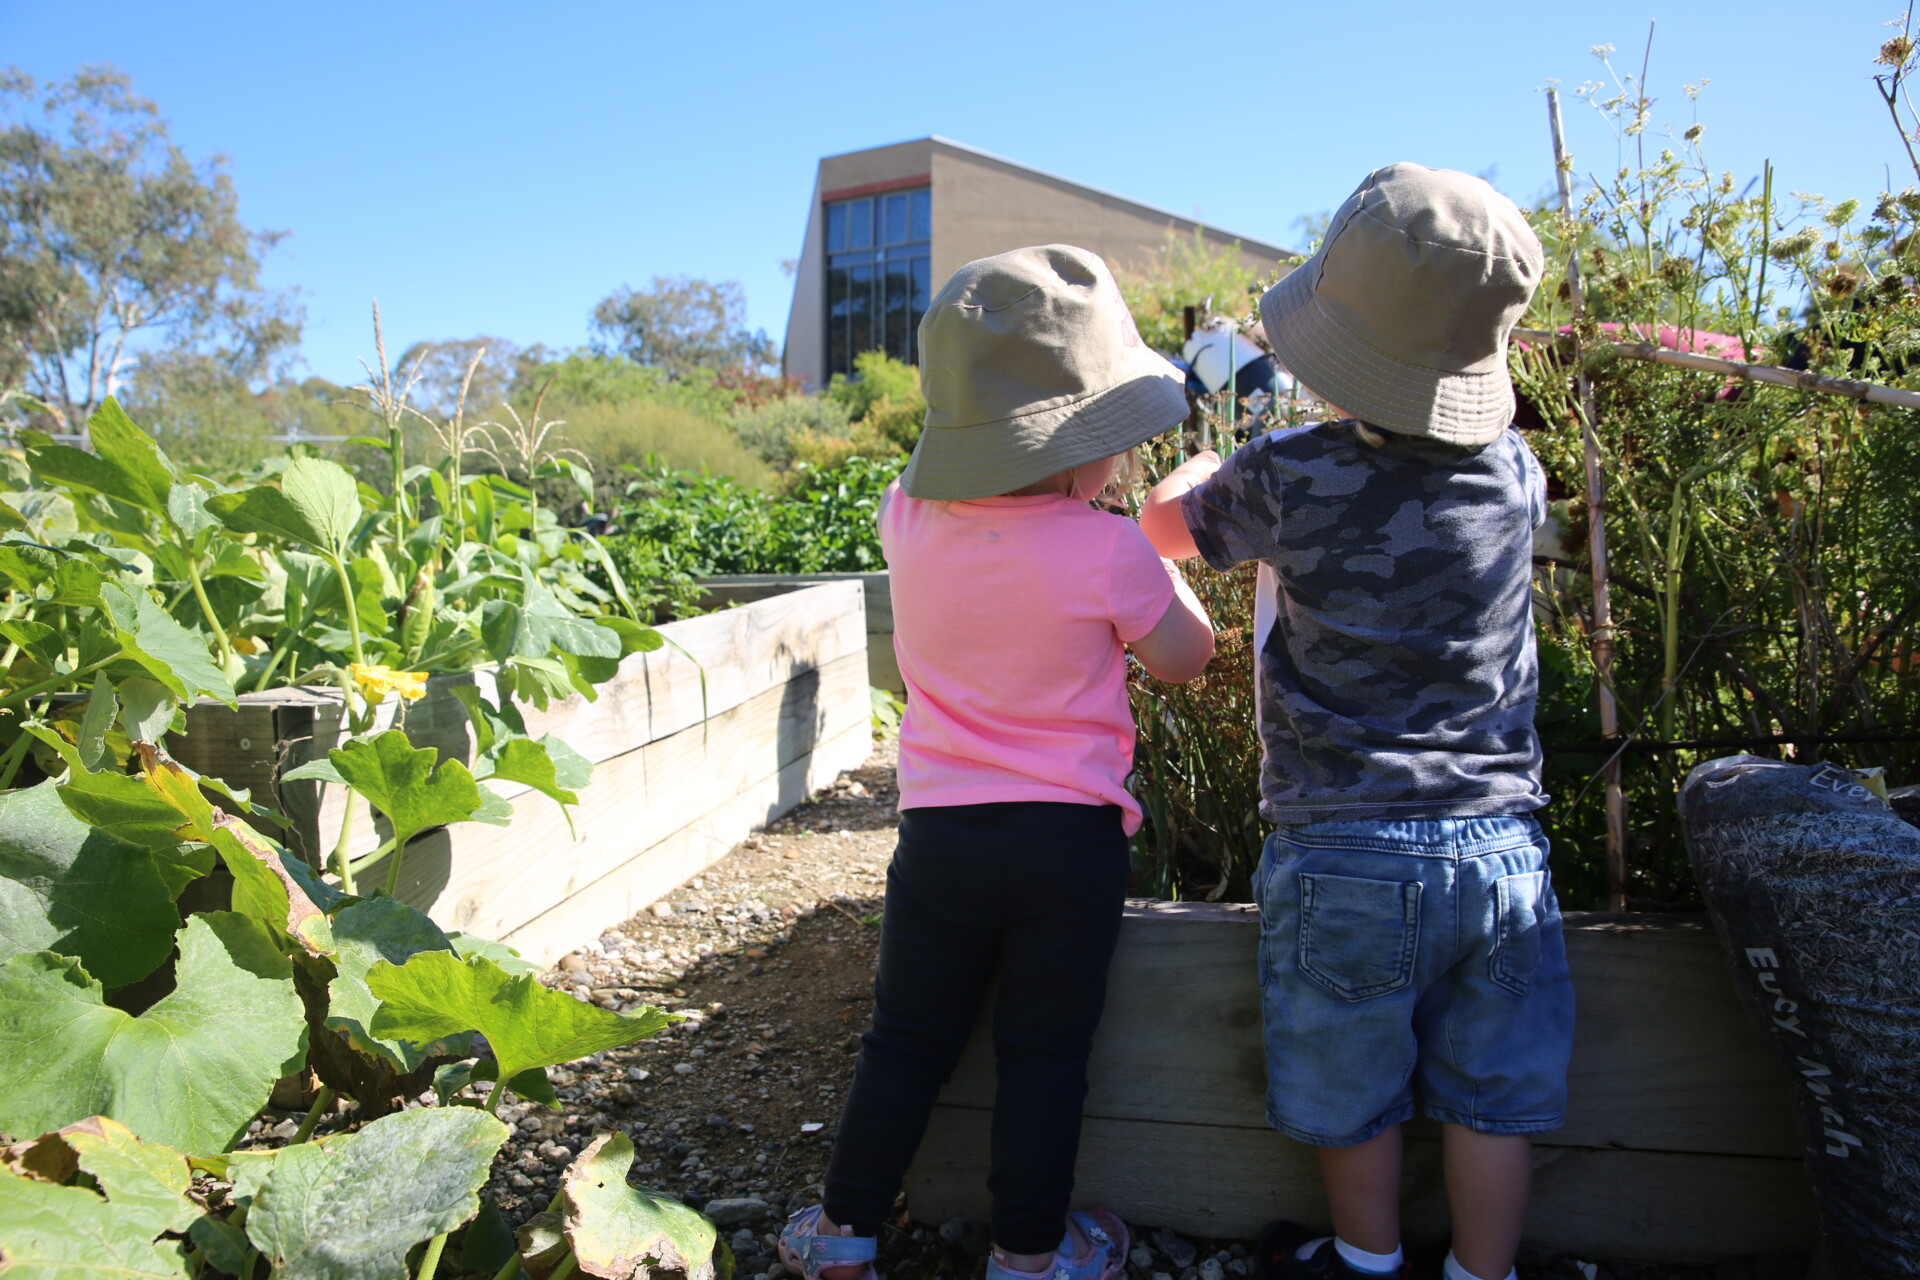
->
[58,1116,201,1237]
[245,1106,508,1280]
[0,1174,187,1280]
[328,731,486,848]
[320,897,469,1073]
[480,573,622,664]
[87,399,178,515]
[0,542,56,591]
[164,483,220,541]
[207,457,361,558]
[432,1057,558,1109]
[0,912,308,1153]
[366,951,670,1086]
[48,557,107,608]
[445,930,542,977]
[482,737,588,811]
[0,780,180,989]
[98,583,235,708]
[207,821,327,955]
[562,1132,721,1280]
[115,679,175,745]
[76,676,119,773]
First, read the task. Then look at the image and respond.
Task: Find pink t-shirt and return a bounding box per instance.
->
[880,482,1175,835]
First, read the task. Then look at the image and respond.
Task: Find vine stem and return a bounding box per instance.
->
[1,654,117,710]
[290,1086,335,1145]
[0,725,36,790]
[416,1231,449,1280]
[331,791,362,896]
[326,552,367,666]
[384,828,415,896]
[183,556,235,670]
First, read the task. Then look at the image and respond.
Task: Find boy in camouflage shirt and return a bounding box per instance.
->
[1141,164,1574,1280]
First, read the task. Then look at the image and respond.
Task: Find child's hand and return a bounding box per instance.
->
[1139,451,1219,561]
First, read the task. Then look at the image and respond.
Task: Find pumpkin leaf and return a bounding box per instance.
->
[366,951,669,1086]
[59,1115,200,1237]
[0,912,307,1153]
[562,1131,721,1280]
[431,1057,558,1109]
[207,456,362,559]
[99,583,235,708]
[327,731,486,849]
[0,780,181,989]
[244,1105,507,1280]
[320,897,470,1073]
[0,1173,187,1280]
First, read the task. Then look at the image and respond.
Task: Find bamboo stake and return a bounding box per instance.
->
[1547,88,1630,911]
[1511,327,1920,410]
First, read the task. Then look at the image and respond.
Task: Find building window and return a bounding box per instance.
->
[825,187,931,380]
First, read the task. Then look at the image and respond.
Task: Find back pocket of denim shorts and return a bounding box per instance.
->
[1297,873,1420,1001]
[1489,871,1547,997]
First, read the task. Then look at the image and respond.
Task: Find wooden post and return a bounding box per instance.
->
[1547,88,1629,910]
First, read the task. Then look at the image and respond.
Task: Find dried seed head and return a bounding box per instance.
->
[1878,34,1915,67]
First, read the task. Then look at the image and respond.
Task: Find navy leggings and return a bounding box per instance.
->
[821,801,1130,1254]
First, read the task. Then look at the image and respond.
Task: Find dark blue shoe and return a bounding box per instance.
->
[1254,1223,1410,1280]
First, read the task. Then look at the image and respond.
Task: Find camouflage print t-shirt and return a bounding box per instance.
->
[1180,420,1548,824]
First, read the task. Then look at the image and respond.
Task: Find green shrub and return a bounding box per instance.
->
[553,399,770,505]
[824,350,921,421]
[1117,228,1281,356]
[729,393,852,467]
[603,453,901,602]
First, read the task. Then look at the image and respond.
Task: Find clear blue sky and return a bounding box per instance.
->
[1,0,1903,384]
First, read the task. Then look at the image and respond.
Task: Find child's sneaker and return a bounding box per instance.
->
[1254,1223,1410,1280]
[777,1205,877,1280]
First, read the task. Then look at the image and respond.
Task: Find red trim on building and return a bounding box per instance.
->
[820,173,931,203]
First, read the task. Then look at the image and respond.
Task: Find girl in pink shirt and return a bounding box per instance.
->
[780,246,1214,1280]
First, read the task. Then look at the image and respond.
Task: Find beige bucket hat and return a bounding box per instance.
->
[899,244,1188,500]
[1260,162,1544,446]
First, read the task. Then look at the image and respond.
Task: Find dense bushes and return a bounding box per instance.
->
[1127,49,1920,909]
[600,453,902,617]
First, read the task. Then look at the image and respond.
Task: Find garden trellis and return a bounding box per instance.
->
[1518,84,1920,910]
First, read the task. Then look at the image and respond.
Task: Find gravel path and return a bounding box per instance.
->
[449,738,1768,1280]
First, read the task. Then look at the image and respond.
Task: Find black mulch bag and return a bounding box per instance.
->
[1680,756,1920,1277]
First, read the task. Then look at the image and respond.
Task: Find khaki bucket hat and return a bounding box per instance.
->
[899,244,1188,500]
[1260,162,1544,447]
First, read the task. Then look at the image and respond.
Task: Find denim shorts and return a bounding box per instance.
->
[1252,814,1575,1147]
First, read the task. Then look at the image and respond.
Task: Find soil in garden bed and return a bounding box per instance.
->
[246,738,1796,1280]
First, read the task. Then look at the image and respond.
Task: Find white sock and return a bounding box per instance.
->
[1443,1252,1516,1280]
[1334,1237,1404,1273]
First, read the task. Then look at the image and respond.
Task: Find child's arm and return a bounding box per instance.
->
[1128,559,1214,684]
[1139,450,1222,561]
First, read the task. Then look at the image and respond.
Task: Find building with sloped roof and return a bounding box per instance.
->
[782,137,1291,387]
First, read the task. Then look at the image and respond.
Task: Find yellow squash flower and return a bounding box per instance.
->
[348,663,429,702]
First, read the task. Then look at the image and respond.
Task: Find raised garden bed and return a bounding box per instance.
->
[908,904,1818,1265]
[701,572,899,695]
[169,580,873,967]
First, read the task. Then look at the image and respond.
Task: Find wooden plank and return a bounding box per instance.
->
[701,575,900,695]
[497,717,873,966]
[931,903,1802,1160]
[909,1108,1818,1262]
[701,573,892,634]
[357,650,871,951]
[167,701,287,822]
